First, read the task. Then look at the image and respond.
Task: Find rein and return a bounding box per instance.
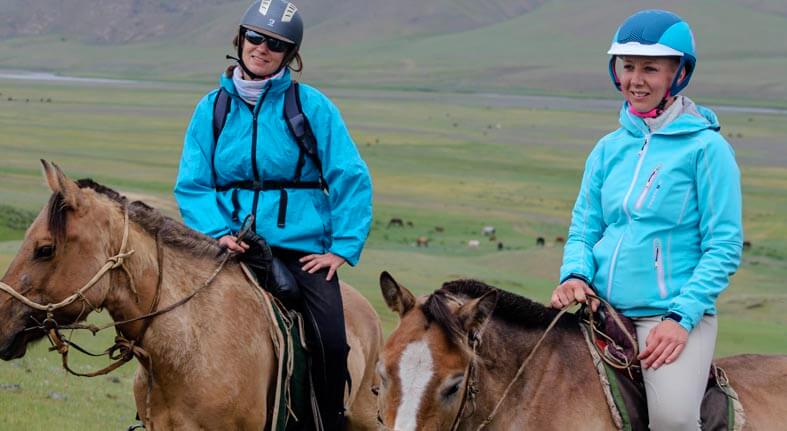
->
[466,294,637,430]
[471,305,573,430]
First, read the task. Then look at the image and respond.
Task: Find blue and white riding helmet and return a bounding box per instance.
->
[607,9,696,97]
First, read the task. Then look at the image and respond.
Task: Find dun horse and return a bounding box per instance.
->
[377,272,787,430]
[0,161,383,430]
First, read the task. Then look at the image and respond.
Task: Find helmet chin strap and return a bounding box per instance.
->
[226,54,265,80]
[628,90,671,119]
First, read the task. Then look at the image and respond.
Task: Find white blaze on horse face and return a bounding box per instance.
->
[394,340,434,431]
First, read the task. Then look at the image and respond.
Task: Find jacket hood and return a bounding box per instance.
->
[618,97,721,137]
[219,65,293,97]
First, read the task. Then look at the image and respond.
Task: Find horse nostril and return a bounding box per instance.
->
[371,384,380,396]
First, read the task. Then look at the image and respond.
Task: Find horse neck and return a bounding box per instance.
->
[470,319,595,427]
[101,225,243,343]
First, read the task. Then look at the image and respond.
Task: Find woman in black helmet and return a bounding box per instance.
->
[174,1,373,429]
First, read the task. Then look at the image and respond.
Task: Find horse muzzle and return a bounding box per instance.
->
[0,313,46,360]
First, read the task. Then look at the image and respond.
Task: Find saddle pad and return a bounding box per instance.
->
[269,301,311,431]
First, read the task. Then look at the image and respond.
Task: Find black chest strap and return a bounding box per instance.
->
[211,82,328,229]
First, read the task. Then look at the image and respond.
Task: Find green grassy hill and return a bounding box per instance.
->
[0,0,785,106]
[1,64,786,430]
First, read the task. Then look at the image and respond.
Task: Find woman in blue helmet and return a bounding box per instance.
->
[551,10,742,430]
[174,0,372,429]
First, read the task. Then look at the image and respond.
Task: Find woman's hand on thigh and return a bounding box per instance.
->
[639,320,689,369]
[299,252,346,281]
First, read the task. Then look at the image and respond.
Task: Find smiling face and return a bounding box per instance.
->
[619,56,681,113]
[239,29,287,79]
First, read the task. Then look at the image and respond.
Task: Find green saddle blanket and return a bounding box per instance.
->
[267,298,315,431]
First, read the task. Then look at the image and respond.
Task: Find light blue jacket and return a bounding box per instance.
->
[174,69,372,265]
[560,99,742,332]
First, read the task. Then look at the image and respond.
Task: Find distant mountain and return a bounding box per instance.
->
[0,0,546,43]
[0,0,785,105]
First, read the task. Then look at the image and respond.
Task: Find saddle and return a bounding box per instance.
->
[579,304,746,431]
[234,216,302,306]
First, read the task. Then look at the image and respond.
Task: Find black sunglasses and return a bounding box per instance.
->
[243,30,293,53]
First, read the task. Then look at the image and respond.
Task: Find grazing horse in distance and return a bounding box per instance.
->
[0,161,383,430]
[376,272,787,431]
[387,218,404,228]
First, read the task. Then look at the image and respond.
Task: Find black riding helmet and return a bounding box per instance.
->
[235,0,304,79]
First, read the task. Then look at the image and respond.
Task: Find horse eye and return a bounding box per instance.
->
[441,375,464,400]
[442,383,461,399]
[34,245,55,260]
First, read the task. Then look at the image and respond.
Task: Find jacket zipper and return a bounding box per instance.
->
[654,238,667,298]
[621,135,650,222]
[249,88,269,229]
[608,135,650,297]
[634,166,661,210]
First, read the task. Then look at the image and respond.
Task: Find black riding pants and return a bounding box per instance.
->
[272,247,349,431]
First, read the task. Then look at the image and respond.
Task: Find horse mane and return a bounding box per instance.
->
[422,279,577,347]
[47,179,222,258]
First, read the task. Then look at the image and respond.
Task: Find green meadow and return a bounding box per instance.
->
[0,79,785,429]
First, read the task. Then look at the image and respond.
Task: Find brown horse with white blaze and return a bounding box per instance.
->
[0,161,383,430]
[377,272,787,431]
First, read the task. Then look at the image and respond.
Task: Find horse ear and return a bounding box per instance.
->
[41,160,81,209]
[457,289,498,339]
[380,271,416,316]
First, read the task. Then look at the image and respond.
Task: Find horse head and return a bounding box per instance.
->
[377,271,497,431]
[0,160,137,360]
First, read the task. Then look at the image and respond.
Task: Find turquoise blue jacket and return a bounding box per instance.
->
[560,100,742,332]
[174,69,372,265]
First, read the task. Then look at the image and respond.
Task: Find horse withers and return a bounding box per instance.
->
[0,161,383,430]
[376,272,787,430]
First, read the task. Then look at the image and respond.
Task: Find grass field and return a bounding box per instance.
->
[0,78,785,429]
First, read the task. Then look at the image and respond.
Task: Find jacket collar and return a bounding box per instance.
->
[618,96,720,138]
[219,65,293,98]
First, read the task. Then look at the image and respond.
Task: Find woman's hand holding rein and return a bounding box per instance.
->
[219,235,250,253]
[551,278,599,312]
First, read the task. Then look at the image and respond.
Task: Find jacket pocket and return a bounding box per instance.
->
[635,166,661,210]
[653,238,667,299]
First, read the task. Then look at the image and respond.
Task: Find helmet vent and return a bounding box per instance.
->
[258,0,272,16]
[619,28,648,44]
[282,3,298,23]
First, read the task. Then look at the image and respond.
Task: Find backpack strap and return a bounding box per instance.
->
[284,82,328,193]
[212,88,232,143]
[212,88,232,186]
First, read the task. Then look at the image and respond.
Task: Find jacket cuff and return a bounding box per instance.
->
[560,272,591,285]
[666,309,694,332]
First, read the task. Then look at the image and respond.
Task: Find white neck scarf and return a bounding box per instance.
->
[644,95,688,132]
[231,66,285,106]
